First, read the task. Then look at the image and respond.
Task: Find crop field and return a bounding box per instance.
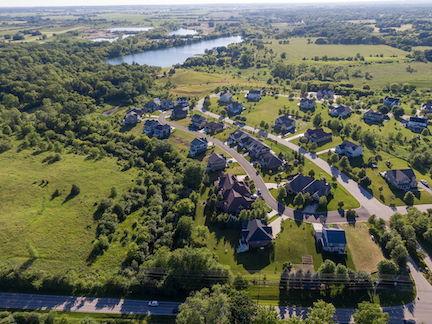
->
[0,146,137,277]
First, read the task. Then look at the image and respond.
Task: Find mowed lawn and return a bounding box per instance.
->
[0,147,137,276]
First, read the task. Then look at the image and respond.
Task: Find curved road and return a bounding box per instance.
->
[194,95,432,222]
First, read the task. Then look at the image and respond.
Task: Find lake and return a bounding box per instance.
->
[107,35,242,67]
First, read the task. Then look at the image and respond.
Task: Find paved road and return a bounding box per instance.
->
[195,95,432,221]
[0,292,180,316]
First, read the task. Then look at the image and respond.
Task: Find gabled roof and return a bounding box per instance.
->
[275,115,295,125]
[409,116,428,124]
[364,110,384,119]
[208,153,226,164]
[305,128,332,139]
[191,114,207,123]
[386,169,416,184]
[205,121,224,131]
[259,151,283,169]
[287,174,330,197]
[242,219,273,243]
[191,137,208,147]
[337,140,361,151]
[330,104,351,116]
[324,227,347,245]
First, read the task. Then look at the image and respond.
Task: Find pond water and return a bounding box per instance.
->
[107,35,242,67]
[169,28,198,36]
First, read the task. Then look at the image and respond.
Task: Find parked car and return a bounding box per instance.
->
[148,301,159,307]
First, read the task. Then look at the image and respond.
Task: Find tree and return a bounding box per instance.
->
[293,193,305,208]
[229,290,257,324]
[377,259,398,276]
[318,259,336,274]
[183,162,205,190]
[277,187,287,202]
[390,243,408,268]
[233,275,249,290]
[312,114,322,127]
[306,300,335,324]
[403,191,415,206]
[353,302,389,324]
[174,198,196,216]
[252,306,280,324]
[359,176,371,188]
[318,196,328,208]
[338,156,350,170]
[173,216,194,248]
[176,286,231,324]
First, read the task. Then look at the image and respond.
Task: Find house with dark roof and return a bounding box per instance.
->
[314,224,346,254]
[329,104,352,119]
[189,138,208,157]
[204,121,224,135]
[316,89,335,100]
[226,101,244,116]
[190,114,207,130]
[207,153,227,172]
[274,115,296,134]
[227,130,270,159]
[238,219,273,252]
[384,169,417,191]
[176,97,189,108]
[219,91,233,105]
[144,98,161,112]
[363,110,385,124]
[406,116,428,133]
[171,106,188,120]
[160,99,174,110]
[123,110,140,126]
[299,98,316,111]
[335,140,363,158]
[144,120,171,139]
[304,128,332,146]
[422,101,432,114]
[286,174,331,200]
[217,174,255,215]
[245,89,262,102]
[258,152,283,171]
[383,97,400,108]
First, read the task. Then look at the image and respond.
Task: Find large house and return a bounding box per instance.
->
[285,173,331,201]
[160,99,174,111]
[314,224,347,254]
[383,97,400,108]
[274,115,296,134]
[363,110,385,124]
[204,121,224,135]
[304,128,333,146]
[207,153,227,172]
[217,173,255,214]
[190,114,207,130]
[226,101,244,116]
[228,130,270,159]
[245,89,262,102]
[123,110,141,126]
[299,98,316,111]
[384,169,417,192]
[189,138,208,157]
[258,151,284,171]
[219,91,233,105]
[238,219,273,253]
[329,104,352,119]
[316,89,335,100]
[171,106,188,120]
[144,120,171,139]
[144,98,161,112]
[335,140,363,158]
[406,116,428,133]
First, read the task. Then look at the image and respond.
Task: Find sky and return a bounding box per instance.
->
[0,0,406,8]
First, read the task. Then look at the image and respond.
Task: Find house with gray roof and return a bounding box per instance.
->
[304,128,332,146]
[383,97,400,108]
[207,153,227,172]
[246,89,262,102]
[384,169,417,192]
[258,151,283,171]
[406,116,428,133]
[274,115,296,134]
[204,121,224,134]
[329,104,352,119]
[190,114,207,130]
[144,120,171,139]
[286,174,331,201]
[189,138,208,157]
[219,91,233,105]
[335,140,363,158]
[363,110,385,124]
[299,98,316,111]
[238,219,273,252]
[226,101,244,116]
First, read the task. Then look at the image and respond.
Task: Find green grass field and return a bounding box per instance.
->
[0,146,137,277]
